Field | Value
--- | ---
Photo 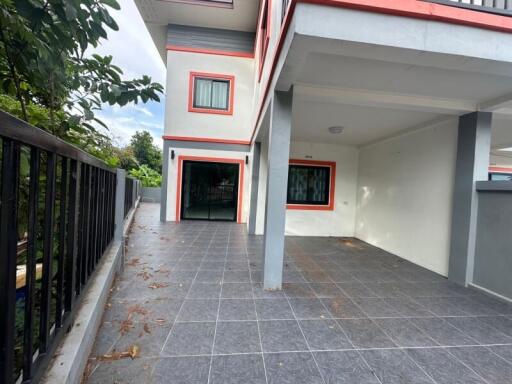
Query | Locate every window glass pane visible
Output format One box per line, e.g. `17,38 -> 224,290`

308,167 -> 328,203
288,166 -> 308,202
211,80 -> 229,110
194,78 -> 212,108
490,173 -> 512,181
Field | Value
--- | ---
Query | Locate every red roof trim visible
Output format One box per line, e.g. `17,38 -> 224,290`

163,135 -> 251,145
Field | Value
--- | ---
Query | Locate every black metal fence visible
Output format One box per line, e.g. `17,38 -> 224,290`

426,0 -> 512,15
0,111 -> 117,384
124,176 -> 139,218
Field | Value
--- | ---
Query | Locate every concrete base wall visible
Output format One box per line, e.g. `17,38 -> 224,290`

355,119 -> 459,276
142,187 -> 162,203
41,200 -> 140,384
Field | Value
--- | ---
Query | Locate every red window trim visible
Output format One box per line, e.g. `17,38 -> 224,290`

257,0 -> 272,82
286,159 -> 336,211
188,72 -> 235,115
163,135 -> 251,145
175,156 -> 245,223
489,166 -> 512,174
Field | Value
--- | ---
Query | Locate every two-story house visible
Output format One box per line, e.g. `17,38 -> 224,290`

135,0 -> 512,298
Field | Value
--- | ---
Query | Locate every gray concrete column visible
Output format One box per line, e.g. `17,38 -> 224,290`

160,141 -> 170,222
114,168 -> 126,242
448,112 -> 492,286
263,89 -> 293,290
248,142 -> 261,235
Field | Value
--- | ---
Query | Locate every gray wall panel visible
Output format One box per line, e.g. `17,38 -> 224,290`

168,24 -> 255,53
473,190 -> 512,300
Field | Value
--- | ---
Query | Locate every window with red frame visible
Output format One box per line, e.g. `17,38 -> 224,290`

188,72 -> 234,115
258,0 -> 271,81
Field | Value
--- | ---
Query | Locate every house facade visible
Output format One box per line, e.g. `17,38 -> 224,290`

135,0 -> 512,299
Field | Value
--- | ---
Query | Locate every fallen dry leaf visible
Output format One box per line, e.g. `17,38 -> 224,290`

119,319 -> 133,335
127,304 -> 149,319
143,323 -> 151,334
148,282 -> 169,289
125,258 -> 140,267
339,238 -> 364,250
137,271 -> 153,281
97,345 -> 140,361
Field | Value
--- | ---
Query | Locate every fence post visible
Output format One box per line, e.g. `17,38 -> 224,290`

0,139 -> 20,384
115,169 -> 126,243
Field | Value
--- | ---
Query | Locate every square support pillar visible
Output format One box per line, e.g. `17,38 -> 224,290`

114,169 -> 126,243
263,90 -> 293,290
248,142 -> 261,235
448,112 -> 492,286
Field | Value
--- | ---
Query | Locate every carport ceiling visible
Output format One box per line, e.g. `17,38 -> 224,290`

291,100 -> 444,147
295,53 -> 512,107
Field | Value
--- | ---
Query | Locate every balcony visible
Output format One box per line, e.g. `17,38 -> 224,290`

428,0 -> 512,15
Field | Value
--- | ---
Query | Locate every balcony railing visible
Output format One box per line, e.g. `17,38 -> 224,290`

0,111 -> 139,384
426,0 -> 512,15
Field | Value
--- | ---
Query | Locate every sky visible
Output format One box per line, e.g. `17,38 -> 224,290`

91,0 -> 166,148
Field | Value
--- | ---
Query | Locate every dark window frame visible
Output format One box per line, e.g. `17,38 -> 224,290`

286,164 -> 331,206
193,77 -> 231,111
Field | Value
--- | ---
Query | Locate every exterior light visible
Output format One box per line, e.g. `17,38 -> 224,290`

245,155 -> 249,165
328,126 -> 344,134
171,150 -> 175,160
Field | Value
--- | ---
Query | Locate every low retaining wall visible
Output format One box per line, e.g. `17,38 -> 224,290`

141,186 -> 161,203
41,199 -> 140,384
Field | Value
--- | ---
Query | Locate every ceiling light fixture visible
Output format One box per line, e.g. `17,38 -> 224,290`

328,126 -> 344,134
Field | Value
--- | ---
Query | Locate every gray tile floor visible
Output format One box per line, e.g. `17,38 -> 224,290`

85,203 -> 512,384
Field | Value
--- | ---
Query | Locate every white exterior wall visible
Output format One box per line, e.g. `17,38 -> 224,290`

254,141 -> 359,237
490,154 -> 512,167
164,148 -> 250,223
355,120 -> 459,276
165,50 -> 255,140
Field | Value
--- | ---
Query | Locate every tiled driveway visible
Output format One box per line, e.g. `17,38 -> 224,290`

85,203 -> 512,384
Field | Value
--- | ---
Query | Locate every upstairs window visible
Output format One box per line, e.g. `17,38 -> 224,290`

258,0 -> 271,81
189,72 -> 234,115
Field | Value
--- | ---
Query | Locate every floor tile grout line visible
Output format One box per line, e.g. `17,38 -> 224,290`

206,225 -> 228,384
153,342 -> 512,358
438,346 -> 493,384
246,231 -> 269,384
281,281 -> 329,384
314,280 -> 385,384
483,345 -> 512,366
397,288 -> 491,346
152,225 -> 213,382
345,280 -> 441,384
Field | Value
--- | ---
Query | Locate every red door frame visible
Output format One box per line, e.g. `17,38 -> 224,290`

176,155 -> 245,223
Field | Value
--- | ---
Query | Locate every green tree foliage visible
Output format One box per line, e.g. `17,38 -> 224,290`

129,164 -> 162,187
130,131 -> 162,172
0,0 -> 164,162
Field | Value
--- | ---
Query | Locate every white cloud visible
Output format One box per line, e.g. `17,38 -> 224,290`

96,111 -> 163,149
92,0 -> 166,85
89,0 -> 166,148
